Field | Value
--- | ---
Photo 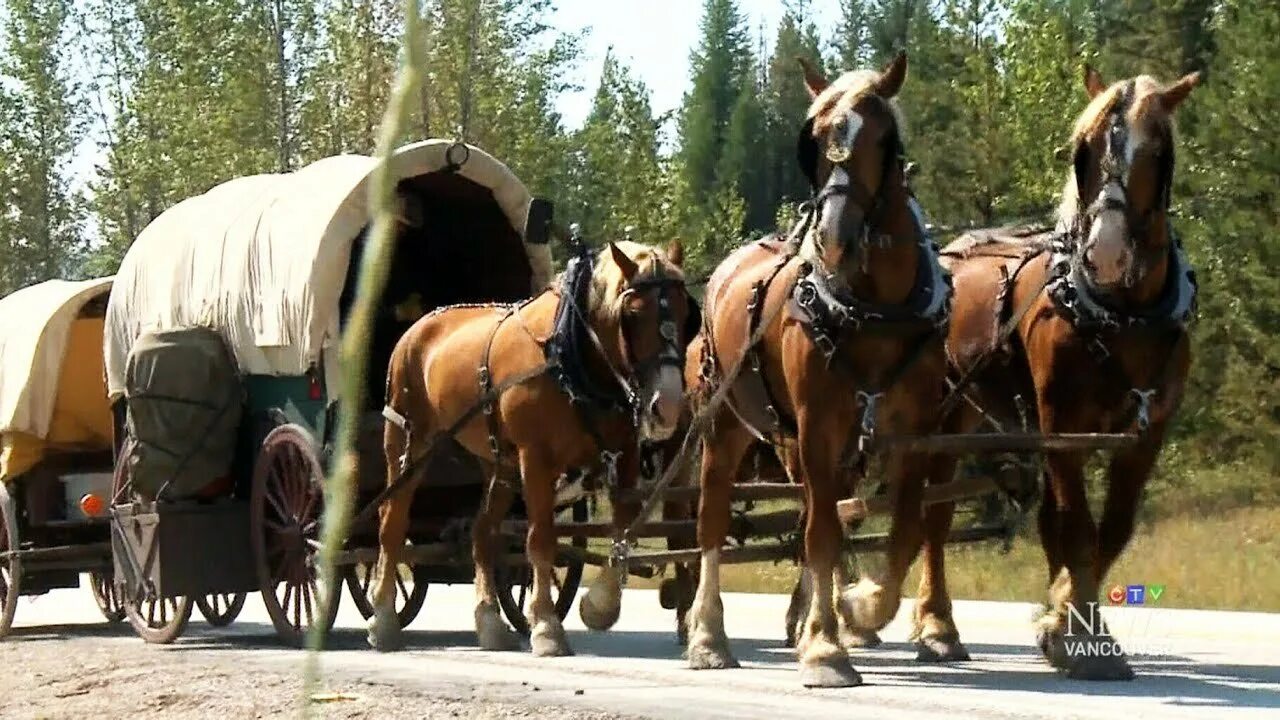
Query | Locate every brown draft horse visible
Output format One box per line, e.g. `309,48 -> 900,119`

918,66 -> 1200,679
368,240 -> 695,656
685,53 -> 954,687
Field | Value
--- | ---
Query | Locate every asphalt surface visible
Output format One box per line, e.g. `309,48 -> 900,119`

7,581 -> 1280,719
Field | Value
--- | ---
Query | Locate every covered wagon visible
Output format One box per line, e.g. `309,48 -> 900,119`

0,277 -> 121,636
104,139 -> 575,645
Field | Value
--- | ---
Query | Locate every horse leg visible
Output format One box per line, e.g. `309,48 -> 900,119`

912,453 -> 970,662
686,421 -> 752,670
1095,423 -> 1166,583
1038,470 -> 1064,586
519,448 -> 572,657
473,463 -> 521,651
367,472 -> 420,651
663,474 -> 698,646
795,414 -> 861,688
1035,450 -> 1133,680
580,450 -> 640,632
843,450 -> 925,634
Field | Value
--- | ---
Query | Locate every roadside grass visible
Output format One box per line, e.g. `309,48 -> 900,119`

589,503 -> 1280,613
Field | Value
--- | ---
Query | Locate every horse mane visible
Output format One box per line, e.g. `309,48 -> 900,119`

1056,75 -> 1176,225
579,240 -> 684,320
806,69 -> 907,136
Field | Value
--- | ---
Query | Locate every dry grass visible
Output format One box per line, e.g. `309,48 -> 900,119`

604,505 -> 1280,612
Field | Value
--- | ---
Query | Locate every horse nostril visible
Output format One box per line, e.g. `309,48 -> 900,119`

648,395 -> 661,416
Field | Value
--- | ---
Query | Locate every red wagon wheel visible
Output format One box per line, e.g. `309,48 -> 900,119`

196,592 -> 246,627
345,557 -> 429,629
251,424 -> 339,647
497,498 -> 588,636
89,572 -> 125,623
0,485 -> 21,638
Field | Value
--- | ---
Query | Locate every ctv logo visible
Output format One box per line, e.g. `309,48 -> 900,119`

1106,583 -> 1166,605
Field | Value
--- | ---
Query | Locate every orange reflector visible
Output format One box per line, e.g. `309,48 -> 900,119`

309,374 -> 323,401
80,493 -> 105,517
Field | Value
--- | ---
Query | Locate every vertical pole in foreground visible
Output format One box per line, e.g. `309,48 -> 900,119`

301,1 -> 427,714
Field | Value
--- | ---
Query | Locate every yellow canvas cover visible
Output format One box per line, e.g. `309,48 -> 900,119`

0,278 -> 114,482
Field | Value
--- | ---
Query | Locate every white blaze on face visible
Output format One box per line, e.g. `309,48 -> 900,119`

1086,183 -> 1131,286
816,109 -> 864,245
642,364 -> 683,441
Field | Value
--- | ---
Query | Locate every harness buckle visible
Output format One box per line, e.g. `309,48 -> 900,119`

814,333 -> 836,358
1129,388 -> 1158,432
599,450 -> 622,494
856,390 -> 884,439
609,538 -> 631,587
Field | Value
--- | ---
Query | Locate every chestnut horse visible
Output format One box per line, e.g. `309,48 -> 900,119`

685,53 -> 954,687
367,240 -> 696,656
918,66 -> 1200,679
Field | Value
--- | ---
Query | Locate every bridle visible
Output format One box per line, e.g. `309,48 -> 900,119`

797,96 -> 908,272
1072,80 -> 1176,291
617,276 -> 694,382
558,257 -> 695,426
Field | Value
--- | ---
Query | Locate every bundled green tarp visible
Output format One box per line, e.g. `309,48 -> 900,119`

124,328 -> 243,500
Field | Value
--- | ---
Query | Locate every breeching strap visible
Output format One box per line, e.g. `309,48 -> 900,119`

934,250 -> 1051,430
351,362 -> 549,529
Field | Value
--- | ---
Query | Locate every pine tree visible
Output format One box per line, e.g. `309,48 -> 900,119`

764,5 -> 824,223
1178,0 -> 1280,465
0,0 -> 85,291
677,0 -> 752,210
835,0 -> 872,69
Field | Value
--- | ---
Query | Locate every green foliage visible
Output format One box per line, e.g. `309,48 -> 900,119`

1,0 -> 1277,495
0,0 -> 84,292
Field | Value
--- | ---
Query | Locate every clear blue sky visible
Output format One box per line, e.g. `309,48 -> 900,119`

552,0 -> 843,130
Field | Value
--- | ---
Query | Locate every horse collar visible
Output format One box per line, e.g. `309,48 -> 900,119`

790,196 -> 953,359
1046,230 -> 1198,333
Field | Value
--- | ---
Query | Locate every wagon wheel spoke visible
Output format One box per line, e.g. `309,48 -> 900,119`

395,574 -> 409,602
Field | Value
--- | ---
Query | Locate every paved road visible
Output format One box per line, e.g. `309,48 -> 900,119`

8,583 -> 1280,719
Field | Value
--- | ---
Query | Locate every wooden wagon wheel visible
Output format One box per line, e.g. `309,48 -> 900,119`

195,592 -> 247,627
0,484 -> 21,638
497,498 -> 588,636
250,424 -> 339,647
124,595 -> 194,643
111,450 -> 194,644
89,572 -> 125,623
345,557 -> 429,629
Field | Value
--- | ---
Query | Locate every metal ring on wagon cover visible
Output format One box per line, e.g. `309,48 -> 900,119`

445,142 -> 471,173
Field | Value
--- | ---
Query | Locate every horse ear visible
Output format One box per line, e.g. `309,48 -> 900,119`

1160,71 -> 1201,112
608,242 -> 639,280
797,56 -> 828,99
1084,64 -> 1106,99
875,52 -> 907,98
667,239 -> 685,268
796,116 -> 820,189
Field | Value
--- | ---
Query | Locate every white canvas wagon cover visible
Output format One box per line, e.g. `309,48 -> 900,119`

104,139 -> 552,401
0,277 -> 115,482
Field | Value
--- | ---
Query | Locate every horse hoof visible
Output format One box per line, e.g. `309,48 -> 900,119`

842,580 -> 895,630
366,623 -> 404,653
530,621 -> 573,658
799,657 -> 862,688
686,637 -> 739,670
1035,627 -> 1072,670
476,612 -> 522,652
579,596 -> 621,632
1065,644 -> 1135,681
916,636 -> 970,662
841,628 -> 883,650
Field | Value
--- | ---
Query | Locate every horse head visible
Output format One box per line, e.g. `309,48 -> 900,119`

795,53 -> 912,289
589,239 -> 696,441
1060,65 -> 1199,297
